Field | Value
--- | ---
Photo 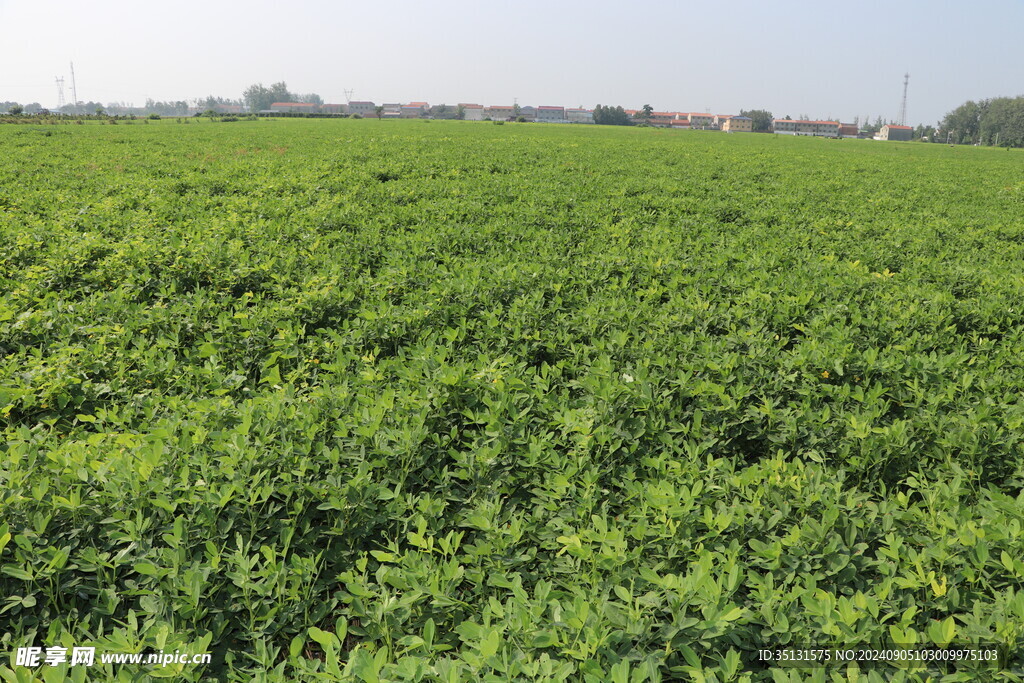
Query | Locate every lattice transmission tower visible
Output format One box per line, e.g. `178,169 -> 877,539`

56,77 -> 66,110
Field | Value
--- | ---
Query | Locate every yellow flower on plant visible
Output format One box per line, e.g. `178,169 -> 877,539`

822,370 -> 830,379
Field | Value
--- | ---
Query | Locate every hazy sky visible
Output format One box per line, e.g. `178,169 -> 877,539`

2,0 -> 1021,125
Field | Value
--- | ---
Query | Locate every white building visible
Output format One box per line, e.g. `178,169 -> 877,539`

459,104 -> 484,120
565,108 -> 593,124
688,113 -> 715,129
347,101 -> 376,117
484,105 -> 515,120
536,106 -> 567,123
772,119 -> 840,137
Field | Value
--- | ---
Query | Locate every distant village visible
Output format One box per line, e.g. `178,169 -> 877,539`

1,95 -> 915,141
261,101 -> 915,140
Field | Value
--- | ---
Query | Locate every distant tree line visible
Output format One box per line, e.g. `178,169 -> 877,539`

939,96 -> 1024,147
5,81 -> 320,118
142,100 -> 192,116
3,98 -> 249,118
4,100 -> 107,116
3,101 -> 43,115
592,105 -> 633,126
242,82 -> 322,113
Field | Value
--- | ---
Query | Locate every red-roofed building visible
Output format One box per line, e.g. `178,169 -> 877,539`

878,124 -> 913,141
401,103 -> 427,118
839,122 -> 859,137
484,105 -> 515,120
647,112 -> 679,126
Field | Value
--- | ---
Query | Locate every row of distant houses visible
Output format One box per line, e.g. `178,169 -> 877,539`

265,101 -> 597,123
263,101 -> 914,139
268,101 -> 738,127
772,119 -> 913,140
634,113 -> 912,139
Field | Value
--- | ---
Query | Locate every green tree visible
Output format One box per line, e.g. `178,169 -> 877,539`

8,104 -> 23,115
243,84 -> 271,112
913,124 -> 936,142
739,109 -> 773,133
940,100 -> 985,144
860,117 -> 884,136
636,104 -> 654,122
268,82 -> 291,104
374,105 -> 384,120
243,82 -> 316,112
593,104 -> 632,126
976,96 -> 1024,147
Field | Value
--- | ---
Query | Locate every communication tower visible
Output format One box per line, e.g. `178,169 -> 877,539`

898,72 -> 909,127
70,62 -> 79,114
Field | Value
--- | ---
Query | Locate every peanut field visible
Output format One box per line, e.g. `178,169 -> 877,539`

1,118 -> 1023,681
